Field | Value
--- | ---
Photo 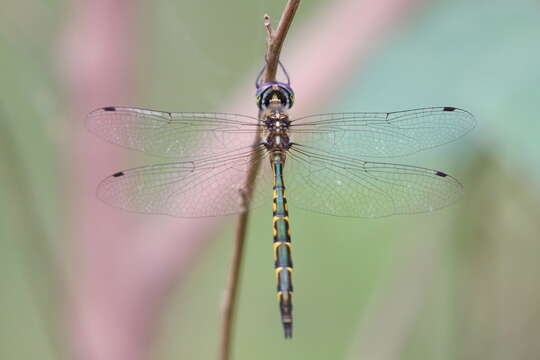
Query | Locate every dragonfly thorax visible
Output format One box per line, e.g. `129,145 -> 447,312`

263,107 -> 292,152
265,132 -> 291,152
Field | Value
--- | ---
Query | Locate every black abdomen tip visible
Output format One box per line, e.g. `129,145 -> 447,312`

112,171 -> 125,177
103,106 -> 116,111
443,106 -> 456,112
283,323 -> 292,339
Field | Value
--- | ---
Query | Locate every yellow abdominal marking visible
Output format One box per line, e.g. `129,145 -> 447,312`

273,242 -> 292,252
275,267 -> 283,280
275,266 -> 293,280
274,266 -> 293,280
273,242 -> 292,261
273,216 -> 289,223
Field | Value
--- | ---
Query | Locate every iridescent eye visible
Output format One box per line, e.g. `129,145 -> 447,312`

256,82 -> 295,110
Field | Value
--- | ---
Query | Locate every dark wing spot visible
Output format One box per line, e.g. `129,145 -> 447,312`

112,171 -> 125,177
103,106 -> 116,111
435,171 -> 448,177
443,106 -> 456,112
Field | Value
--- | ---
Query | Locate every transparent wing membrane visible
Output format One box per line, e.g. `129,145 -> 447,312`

90,105 -> 470,218
284,146 -> 463,218
290,107 -> 475,158
97,146 -> 273,217
86,106 -> 262,159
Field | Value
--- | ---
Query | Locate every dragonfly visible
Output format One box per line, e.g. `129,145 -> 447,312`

87,63 -> 475,339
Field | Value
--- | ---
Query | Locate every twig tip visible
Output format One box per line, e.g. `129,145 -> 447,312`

264,14 -> 273,37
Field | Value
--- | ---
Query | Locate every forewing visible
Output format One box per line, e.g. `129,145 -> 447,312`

290,107 -> 475,158
284,146 -> 463,218
87,106 -> 261,159
97,147 -> 273,217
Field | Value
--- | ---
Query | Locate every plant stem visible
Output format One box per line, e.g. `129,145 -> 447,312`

219,1 -> 300,359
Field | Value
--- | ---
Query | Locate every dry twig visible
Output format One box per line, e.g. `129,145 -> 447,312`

219,1 -> 300,359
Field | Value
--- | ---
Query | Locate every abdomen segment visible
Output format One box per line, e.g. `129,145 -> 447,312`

272,153 -> 293,338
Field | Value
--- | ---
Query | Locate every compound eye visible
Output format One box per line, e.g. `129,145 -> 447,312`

256,82 -> 294,110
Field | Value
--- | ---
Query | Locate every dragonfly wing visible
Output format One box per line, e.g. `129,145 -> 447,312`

97,147 -> 273,217
284,146 -> 463,218
87,106 -> 262,158
290,107 -> 475,158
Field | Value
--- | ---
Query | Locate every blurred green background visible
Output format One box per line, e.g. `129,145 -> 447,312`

1,0 -> 540,359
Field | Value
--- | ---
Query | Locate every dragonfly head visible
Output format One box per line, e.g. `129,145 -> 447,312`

256,82 -> 295,110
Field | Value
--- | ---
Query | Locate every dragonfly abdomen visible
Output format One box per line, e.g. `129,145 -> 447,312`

272,151 -> 293,338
